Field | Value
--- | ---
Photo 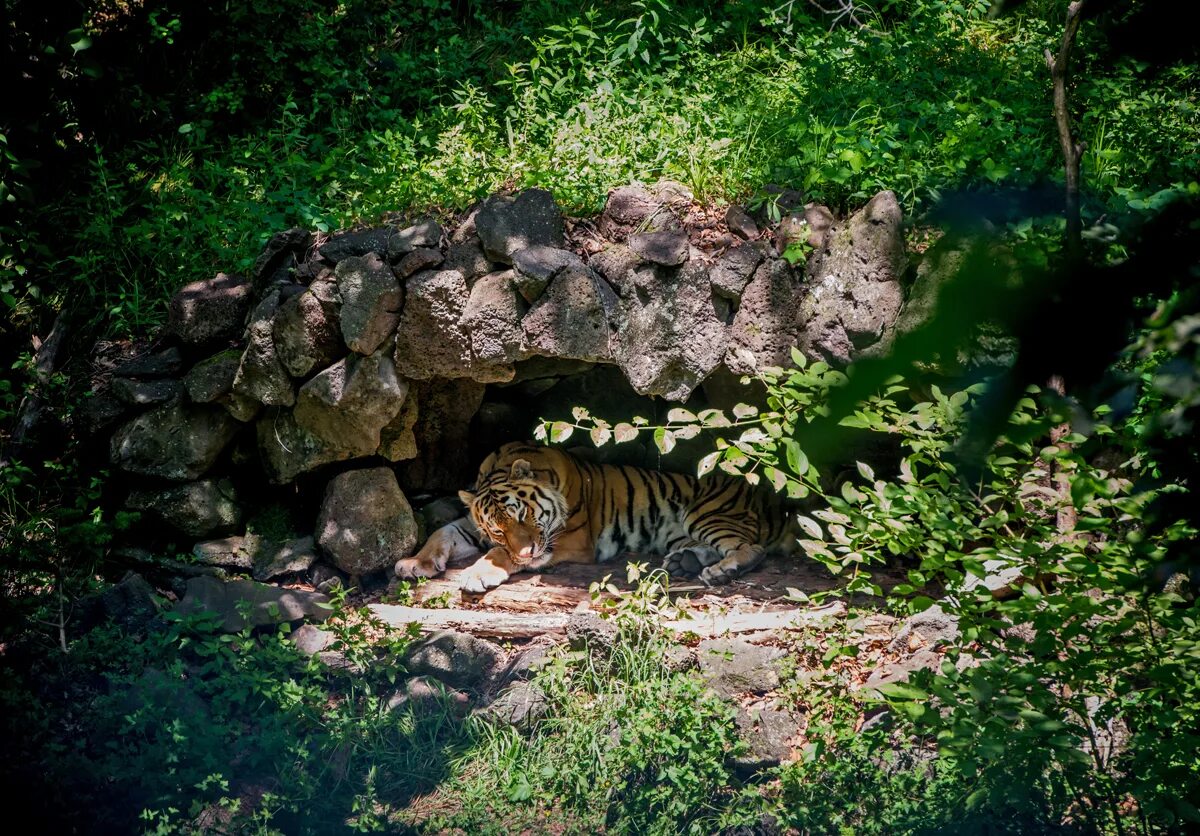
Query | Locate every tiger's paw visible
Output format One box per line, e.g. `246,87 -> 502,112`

458,558 -> 511,593
394,555 -> 444,580
663,545 -> 722,576
699,562 -> 738,586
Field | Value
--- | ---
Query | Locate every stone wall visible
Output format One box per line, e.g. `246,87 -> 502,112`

89,181 -> 911,584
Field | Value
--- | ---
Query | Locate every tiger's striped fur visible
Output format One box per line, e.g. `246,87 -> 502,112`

395,442 -> 800,592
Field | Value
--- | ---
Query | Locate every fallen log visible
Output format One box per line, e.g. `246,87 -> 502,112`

369,600 -> 846,639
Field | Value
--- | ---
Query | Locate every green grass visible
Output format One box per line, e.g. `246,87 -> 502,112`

6,0 -> 1195,335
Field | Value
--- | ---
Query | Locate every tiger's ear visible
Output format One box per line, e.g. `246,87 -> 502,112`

458,490 -> 476,507
510,459 -> 534,481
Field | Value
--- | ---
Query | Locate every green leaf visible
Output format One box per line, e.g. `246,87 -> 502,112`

877,681 -> 926,701
654,427 -> 676,454
697,451 -> 719,477
667,408 -> 697,423
549,421 -> 574,443
589,425 -> 612,447
732,403 -> 758,420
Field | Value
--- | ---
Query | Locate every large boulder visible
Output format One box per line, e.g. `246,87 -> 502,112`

401,378 -> 485,490
231,289 -> 295,407
522,265 -> 619,363
725,256 -> 805,375
696,638 -> 786,697
272,277 -> 343,378
800,190 -> 906,365
461,270 -> 530,378
127,479 -> 243,538
168,272 -> 253,347
336,253 -> 403,355
257,409 -> 358,484
315,467 -> 419,576
627,230 -> 689,266
392,269 -> 473,380
474,189 -> 564,264
110,402 -> 238,481
111,377 -> 181,407
613,255 -> 729,400
294,346 -> 408,455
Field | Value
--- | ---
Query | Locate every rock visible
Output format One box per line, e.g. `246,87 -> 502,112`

443,236 -> 494,284
710,243 -> 767,303
665,644 -> 697,673
310,563 -> 345,594
392,269 -> 473,380
419,496 -> 467,533
193,535 -> 259,571
588,243 -> 643,290
800,191 -> 906,365
598,181 -> 691,239
725,256 -> 804,375
72,572 -> 163,634
127,479 -> 242,538
697,638 -> 785,697
336,253 -> 403,355
232,290 -> 295,407
401,379 -> 485,491
803,204 -> 835,250
776,213 -> 809,255
176,576 -> 331,633
478,681 -> 548,729
627,230 -> 689,266
734,704 -> 801,772
318,227 -> 394,263
79,389 -> 130,435
220,391 -> 262,423
257,409 -> 359,483
387,220 -> 443,259
888,604 -> 961,654
378,390 -> 419,462
272,278 -> 343,377
403,630 -> 505,690
461,270 -> 530,378
316,467 -> 419,576
254,536 -> 321,581
475,189 -> 564,264
864,649 -> 943,689
110,401 -> 238,481
168,273 -> 253,346
252,228 -> 311,289
387,676 -> 472,716
184,350 -> 241,403
725,205 -> 759,240
497,636 -> 558,685
290,623 -> 335,656
566,612 -> 618,654
113,347 -> 184,379
510,245 -> 584,303
294,346 -> 408,454
111,377 -> 181,406
613,256 -> 728,400
522,265 -> 619,362
394,246 -> 444,278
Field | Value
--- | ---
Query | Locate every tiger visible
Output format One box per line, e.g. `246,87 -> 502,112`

394,441 -> 800,593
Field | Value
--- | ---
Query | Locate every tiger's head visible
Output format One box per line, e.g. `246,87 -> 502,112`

459,457 -> 568,565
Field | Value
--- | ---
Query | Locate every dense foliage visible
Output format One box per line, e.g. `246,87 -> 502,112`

2,0 -> 1199,833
